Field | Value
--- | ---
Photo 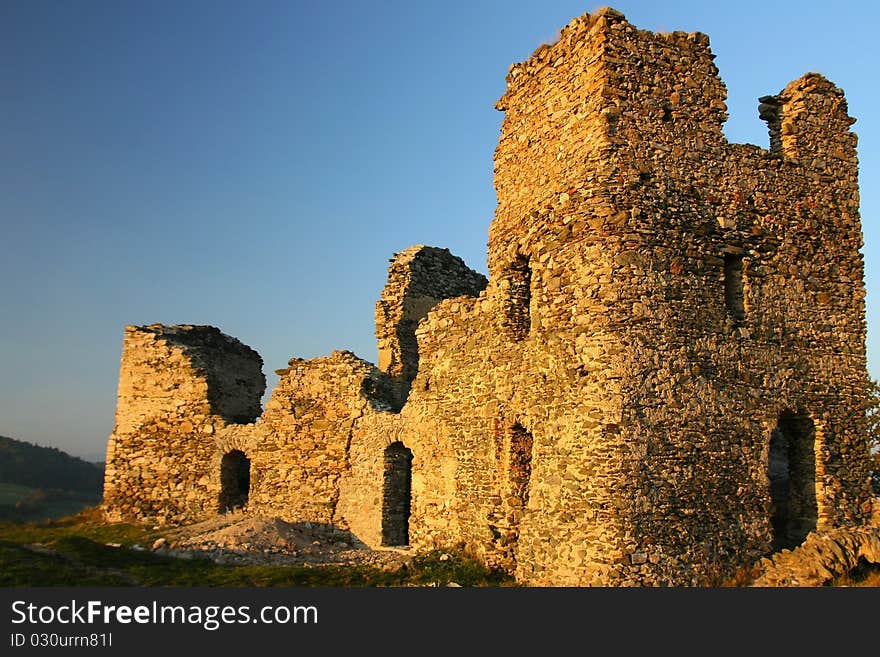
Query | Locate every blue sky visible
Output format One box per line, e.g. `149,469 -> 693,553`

2,0 -> 878,461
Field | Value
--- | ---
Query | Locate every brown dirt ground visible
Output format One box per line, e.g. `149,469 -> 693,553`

151,512 -> 414,571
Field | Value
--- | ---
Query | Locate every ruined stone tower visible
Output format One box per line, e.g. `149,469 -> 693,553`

103,325 -> 265,522
103,7 -> 874,585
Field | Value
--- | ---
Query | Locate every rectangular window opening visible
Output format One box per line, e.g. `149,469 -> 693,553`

723,253 -> 745,321
504,254 -> 532,341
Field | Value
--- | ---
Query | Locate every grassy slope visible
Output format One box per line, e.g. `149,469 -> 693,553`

0,484 -> 101,522
0,483 -> 35,505
0,435 -> 103,492
1,507 -> 875,587
0,508 -> 514,587
0,436 -> 104,521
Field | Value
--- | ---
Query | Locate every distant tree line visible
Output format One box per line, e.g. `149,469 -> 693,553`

0,488 -> 101,522
0,436 -> 103,494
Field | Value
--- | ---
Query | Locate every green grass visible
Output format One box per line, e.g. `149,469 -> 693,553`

0,482 -> 36,505
0,507 -> 154,547
36,497 -> 102,520
3,508 -> 877,587
0,508 -> 514,587
0,484 -> 102,522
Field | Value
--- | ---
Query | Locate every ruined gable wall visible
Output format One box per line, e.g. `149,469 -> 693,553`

337,248 -> 488,547
250,246 -> 489,545
401,263 -> 632,583
103,325 -> 265,524
375,245 -> 487,407
252,351 -> 395,527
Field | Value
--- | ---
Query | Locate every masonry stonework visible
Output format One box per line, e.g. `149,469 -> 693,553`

103,324 -> 265,523
103,7 -> 876,585
375,245 -> 488,407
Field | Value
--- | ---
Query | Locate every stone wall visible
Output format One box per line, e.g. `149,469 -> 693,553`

103,325 -> 265,523
468,5 -> 869,586
102,249 -> 489,540
748,526 -> 880,586
103,7 -> 874,586
251,350 -> 394,525
375,245 -> 487,407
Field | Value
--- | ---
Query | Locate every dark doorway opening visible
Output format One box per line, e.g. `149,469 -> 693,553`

218,450 -> 250,513
768,414 -> 817,551
382,442 -> 413,546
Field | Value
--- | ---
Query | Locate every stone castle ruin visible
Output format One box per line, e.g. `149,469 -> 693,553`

103,7 -> 877,585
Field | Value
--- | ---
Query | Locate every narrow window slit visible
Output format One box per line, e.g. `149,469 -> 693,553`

504,254 -> 532,341
723,253 -> 745,321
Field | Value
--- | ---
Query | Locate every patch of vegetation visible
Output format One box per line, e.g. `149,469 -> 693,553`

0,488 -> 102,523
0,435 -> 104,521
0,482 -> 36,506
405,548 -> 514,587
0,507 -> 154,547
0,435 -> 103,493
0,509 -> 514,587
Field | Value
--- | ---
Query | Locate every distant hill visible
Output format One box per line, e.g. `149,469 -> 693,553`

0,436 -> 103,522
0,436 -> 103,493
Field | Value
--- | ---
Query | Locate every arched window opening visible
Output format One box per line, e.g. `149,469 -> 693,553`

768,414 -> 817,551
218,450 -> 250,513
382,441 -> 413,546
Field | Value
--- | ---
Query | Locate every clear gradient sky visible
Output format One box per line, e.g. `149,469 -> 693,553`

2,0 -> 879,462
